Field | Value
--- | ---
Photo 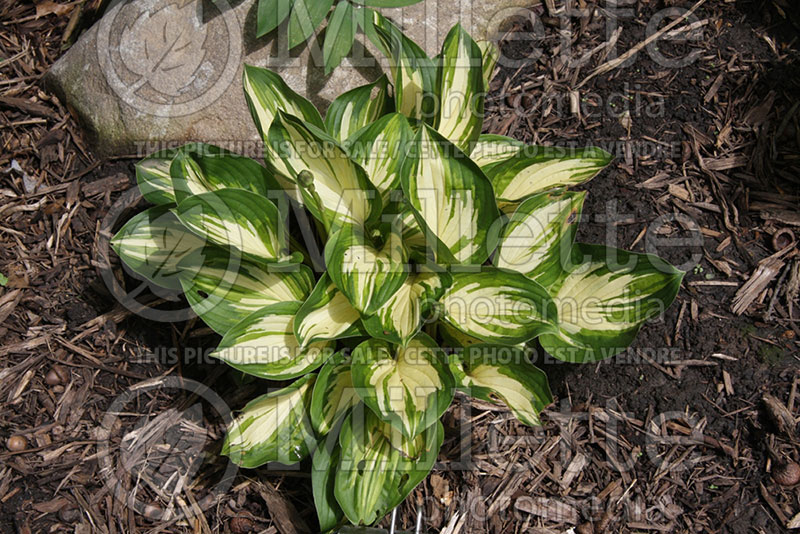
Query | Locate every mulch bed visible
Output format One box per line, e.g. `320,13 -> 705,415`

0,0 -> 798,533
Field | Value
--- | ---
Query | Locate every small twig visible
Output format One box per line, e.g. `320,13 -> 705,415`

663,359 -> 717,367
764,263 -> 790,321
760,482 -> 788,524
578,0 -> 709,88
636,349 -> 676,379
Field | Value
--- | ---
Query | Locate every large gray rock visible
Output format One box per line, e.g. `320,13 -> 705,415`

46,0 -> 532,156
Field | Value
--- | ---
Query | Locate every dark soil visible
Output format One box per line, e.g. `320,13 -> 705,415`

478,0 -> 800,531
0,0 -> 798,533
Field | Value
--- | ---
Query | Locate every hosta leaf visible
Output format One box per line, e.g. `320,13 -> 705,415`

438,320 -> 483,349
244,64 -> 325,136
346,113 -> 412,204
494,189 -> 585,288
399,208 -> 429,261
268,111 -> 380,230
295,273 -> 366,348
435,24 -> 485,153
243,64 -> 324,202
168,144 -> 281,205
257,0 -> 293,37
111,205 -> 205,290
402,124 -> 500,264
440,268 -> 558,344
362,270 -> 452,346
223,374 -> 316,468
323,1 -> 356,74
450,344 -> 552,426
325,75 -> 392,143
350,334 -> 454,438
334,407 -> 443,525
477,40 -> 499,87
136,148 -> 177,205
485,146 -> 612,203
212,302 -> 334,380
539,244 -> 684,363
469,134 -> 524,167
371,12 -> 436,121
175,188 -> 292,265
180,250 -> 314,334
244,64 -> 325,137
310,352 -> 360,435
312,434 -> 345,532
324,222 -> 408,316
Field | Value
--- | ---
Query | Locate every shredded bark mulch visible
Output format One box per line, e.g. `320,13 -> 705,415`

0,0 -> 798,533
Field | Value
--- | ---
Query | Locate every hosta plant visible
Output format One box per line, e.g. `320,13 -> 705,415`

112,12 -> 683,530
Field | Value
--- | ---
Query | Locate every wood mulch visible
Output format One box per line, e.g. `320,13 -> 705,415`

0,0 -> 798,533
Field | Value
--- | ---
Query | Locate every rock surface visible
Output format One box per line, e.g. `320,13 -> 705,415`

45,0 -> 532,156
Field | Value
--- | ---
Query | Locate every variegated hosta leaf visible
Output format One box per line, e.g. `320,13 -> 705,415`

439,322 -> 530,352
334,407 -> 443,525
180,250 -> 314,334
376,418 -> 430,458
350,334 -> 454,438
440,268 -> 558,345
243,64 -> 325,202
111,205 -> 205,290
294,273 -> 366,349
324,222 -> 408,316
325,75 -> 393,143
438,320 -> 483,349
477,40 -> 499,87
539,243 -> 684,363
168,144 -> 282,205
362,270 -> 452,346
346,113 -> 413,204
485,146 -> 613,203
243,64 -> 325,139
449,344 -> 553,426
223,374 -> 317,468
402,124 -> 500,265
435,24 -> 485,153
268,111 -> 380,230
211,302 -> 334,380
310,352 -> 360,435
397,207 -> 429,261
469,134 -> 524,168
136,148 -> 177,205
312,433 -> 345,532
494,189 -> 586,288
175,188 -> 293,265
371,11 -> 436,121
